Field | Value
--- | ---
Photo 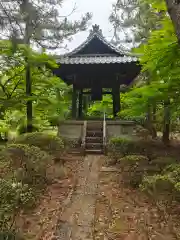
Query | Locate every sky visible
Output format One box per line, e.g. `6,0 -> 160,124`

57,0 -> 116,54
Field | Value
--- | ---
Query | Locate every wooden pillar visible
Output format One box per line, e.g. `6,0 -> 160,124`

112,86 -> 120,118
83,95 -> 87,113
72,85 -> 77,119
78,90 -> 83,119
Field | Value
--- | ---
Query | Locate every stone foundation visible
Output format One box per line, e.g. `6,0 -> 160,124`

58,120 -> 136,143
106,120 -> 135,139
58,121 -> 84,143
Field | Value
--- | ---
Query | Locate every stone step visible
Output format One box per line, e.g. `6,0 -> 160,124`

85,149 -> 103,155
86,131 -> 103,137
86,142 -> 103,150
87,126 -> 103,131
86,136 -> 103,143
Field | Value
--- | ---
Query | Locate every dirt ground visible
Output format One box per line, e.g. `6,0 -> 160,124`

94,162 -> 180,240
15,153 -> 83,240
15,154 -> 180,240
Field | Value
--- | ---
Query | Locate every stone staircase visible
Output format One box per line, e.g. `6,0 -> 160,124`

85,121 -> 103,154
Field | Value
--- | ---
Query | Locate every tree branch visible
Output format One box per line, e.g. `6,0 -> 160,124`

165,0 -> 180,42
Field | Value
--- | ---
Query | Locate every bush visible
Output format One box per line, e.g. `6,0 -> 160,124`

134,125 -> 151,140
62,137 -> 80,149
17,124 -> 39,135
150,157 -> 177,173
140,174 -> 174,197
0,144 -> 53,236
163,163 -> 180,174
107,148 -> 122,165
141,164 -> 180,202
13,132 -> 64,159
108,137 -> 180,160
0,151 -> 12,179
2,144 -> 52,189
0,179 -> 35,237
108,137 -> 143,157
119,155 -> 149,187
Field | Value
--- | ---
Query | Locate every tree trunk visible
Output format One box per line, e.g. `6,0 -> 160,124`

152,102 -> 157,138
145,102 -> 157,139
165,0 -> 180,42
26,63 -> 33,132
162,100 -> 170,145
24,0 -> 33,133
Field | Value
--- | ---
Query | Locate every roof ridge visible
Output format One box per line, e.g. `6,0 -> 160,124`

56,55 -> 138,64
63,24 -> 132,57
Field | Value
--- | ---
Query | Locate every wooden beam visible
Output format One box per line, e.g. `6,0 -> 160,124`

112,86 -> 120,118
78,90 -> 83,119
72,85 -> 77,119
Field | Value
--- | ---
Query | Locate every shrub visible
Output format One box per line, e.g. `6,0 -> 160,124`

0,179 -> 35,237
17,124 -> 39,135
0,144 -> 53,236
108,137 -> 143,157
0,151 -> 12,179
62,137 -> 80,149
134,125 -> 151,140
141,164 -> 180,202
119,155 -> 149,187
108,137 -> 180,160
163,163 -> 180,174
149,157 -> 177,174
2,144 -> 52,189
13,132 -> 64,159
140,174 -> 174,197
107,148 -> 122,165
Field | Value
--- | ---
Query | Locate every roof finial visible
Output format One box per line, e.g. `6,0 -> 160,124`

90,24 -> 102,35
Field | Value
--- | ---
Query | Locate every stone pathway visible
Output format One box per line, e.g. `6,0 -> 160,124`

56,155 -> 102,240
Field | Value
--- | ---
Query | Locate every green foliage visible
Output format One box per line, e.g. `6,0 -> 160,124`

4,144 -> 52,188
48,115 -> 60,127
109,137 -> 143,156
119,155 -> 149,187
13,132 -> 64,159
0,142 -> 57,236
0,179 -> 36,237
150,157 -> 177,173
17,124 -> 39,135
141,162 -> 180,202
0,40 -> 72,137
140,174 -> 175,197
110,0 -> 165,44
108,1 -> 180,143
62,137 -> 80,149
163,163 -> 180,174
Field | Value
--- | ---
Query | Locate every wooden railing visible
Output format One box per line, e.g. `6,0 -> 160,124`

81,120 -> 87,155
103,112 -> 107,155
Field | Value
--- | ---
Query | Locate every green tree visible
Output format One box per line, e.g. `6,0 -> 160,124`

0,0 -> 92,132
0,41 -> 71,138
120,3 -> 180,144
109,0 -> 165,45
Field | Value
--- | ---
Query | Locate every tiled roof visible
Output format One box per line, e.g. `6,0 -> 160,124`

55,25 -> 139,65
64,25 -> 127,57
57,56 -> 138,64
